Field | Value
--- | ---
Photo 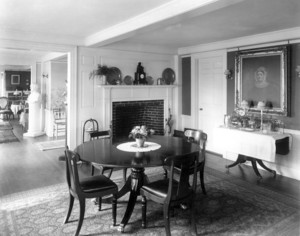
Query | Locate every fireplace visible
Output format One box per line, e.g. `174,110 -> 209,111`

112,100 -> 164,139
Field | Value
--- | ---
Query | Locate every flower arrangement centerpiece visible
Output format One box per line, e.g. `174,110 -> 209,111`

129,126 -> 153,147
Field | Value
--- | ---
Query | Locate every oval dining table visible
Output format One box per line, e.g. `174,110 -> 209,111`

75,135 -> 200,232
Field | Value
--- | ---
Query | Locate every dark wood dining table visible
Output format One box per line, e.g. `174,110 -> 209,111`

75,135 -> 200,232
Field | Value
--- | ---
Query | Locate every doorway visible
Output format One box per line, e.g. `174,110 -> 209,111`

193,50 -> 227,152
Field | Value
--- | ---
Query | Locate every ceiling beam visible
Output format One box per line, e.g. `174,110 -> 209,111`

85,0 -> 244,47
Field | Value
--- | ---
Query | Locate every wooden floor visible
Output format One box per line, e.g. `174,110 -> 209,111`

0,119 -> 299,202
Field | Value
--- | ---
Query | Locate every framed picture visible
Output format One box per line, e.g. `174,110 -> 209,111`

235,45 -> 290,116
11,75 -> 20,85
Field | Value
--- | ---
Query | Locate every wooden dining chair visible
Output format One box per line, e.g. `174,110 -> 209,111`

140,152 -> 199,236
163,129 -> 185,177
63,147 -> 118,236
165,128 -> 207,195
183,128 -> 207,195
0,97 -> 14,120
83,118 -> 127,183
89,130 -> 114,178
52,108 -> 66,138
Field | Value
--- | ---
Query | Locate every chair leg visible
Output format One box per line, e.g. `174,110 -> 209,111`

63,193 -> 74,224
112,195 -> 117,226
106,168 -> 113,179
99,166 -> 105,175
199,163 -> 206,195
123,168 -> 127,182
163,167 -> 168,179
98,197 -> 102,211
141,196 -> 147,228
163,203 -> 171,236
91,165 -> 95,176
190,196 -> 197,235
75,199 -> 85,236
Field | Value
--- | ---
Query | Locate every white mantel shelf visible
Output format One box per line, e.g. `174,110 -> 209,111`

97,85 -> 177,88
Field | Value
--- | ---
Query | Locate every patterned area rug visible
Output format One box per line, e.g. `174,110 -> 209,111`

35,139 -> 65,151
0,168 -> 299,236
0,122 -> 19,144
0,121 -> 13,130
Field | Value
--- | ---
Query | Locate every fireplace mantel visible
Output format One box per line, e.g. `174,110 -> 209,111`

99,85 -> 176,131
97,85 -> 176,89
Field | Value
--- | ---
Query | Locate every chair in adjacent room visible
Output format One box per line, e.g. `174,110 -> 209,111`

52,108 -> 66,138
140,152 -> 199,236
63,148 -> 118,236
0,97 -> 14,120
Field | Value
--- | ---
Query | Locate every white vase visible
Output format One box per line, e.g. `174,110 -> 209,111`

135,138 -> 145,147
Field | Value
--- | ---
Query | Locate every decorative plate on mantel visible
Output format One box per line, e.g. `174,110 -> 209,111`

124,75 -> 133,85
106,67 -> 122,85
146,76 -> 154,85
162,68 -> 175,85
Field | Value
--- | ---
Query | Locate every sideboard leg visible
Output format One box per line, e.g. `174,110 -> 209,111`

225,155 -> 247,169
257,160 -> 276,177
250,160 -> 262,179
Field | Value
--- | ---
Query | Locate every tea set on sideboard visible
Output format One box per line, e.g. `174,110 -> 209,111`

224,100 -> 285,134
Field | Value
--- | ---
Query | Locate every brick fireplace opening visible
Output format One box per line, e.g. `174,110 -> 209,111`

112,100 -> 164,139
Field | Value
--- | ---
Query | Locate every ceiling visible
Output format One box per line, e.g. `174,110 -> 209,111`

0,0 -> 300,60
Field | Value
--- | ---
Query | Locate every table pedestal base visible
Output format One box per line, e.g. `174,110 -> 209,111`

116,167 -> 149,233
226,155 -> 276,179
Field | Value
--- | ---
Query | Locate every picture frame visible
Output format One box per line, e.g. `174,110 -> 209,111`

235,45 -> 290,116
11,75 -> 20,85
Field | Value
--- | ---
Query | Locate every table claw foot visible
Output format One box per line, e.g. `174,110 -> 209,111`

257,175 -> 263,180
117,224 -> 125,233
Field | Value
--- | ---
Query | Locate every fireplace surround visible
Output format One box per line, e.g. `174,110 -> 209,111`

100,85 -> 175,139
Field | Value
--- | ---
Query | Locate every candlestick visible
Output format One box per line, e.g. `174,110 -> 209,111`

260,109 -> 263,131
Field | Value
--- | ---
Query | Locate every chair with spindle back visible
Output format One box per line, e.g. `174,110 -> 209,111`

52,108 -> 66,138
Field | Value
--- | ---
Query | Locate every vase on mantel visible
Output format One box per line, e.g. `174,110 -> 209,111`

135,138 -> 145,148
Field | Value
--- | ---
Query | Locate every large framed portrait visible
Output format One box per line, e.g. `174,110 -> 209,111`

11,75 -> 20,85
235,45 -> 290,116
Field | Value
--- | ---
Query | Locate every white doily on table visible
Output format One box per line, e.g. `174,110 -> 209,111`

117,142 -> 161,152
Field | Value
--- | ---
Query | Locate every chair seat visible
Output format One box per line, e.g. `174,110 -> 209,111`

141,179 -> 192,200
174,160 -> 205,173
0,109 -> 12,114
54,120 -> 66,125
64,148 -> 118,236
80,175 -> 118,193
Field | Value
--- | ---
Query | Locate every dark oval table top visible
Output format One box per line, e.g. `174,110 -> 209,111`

75,135 -> 200,168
